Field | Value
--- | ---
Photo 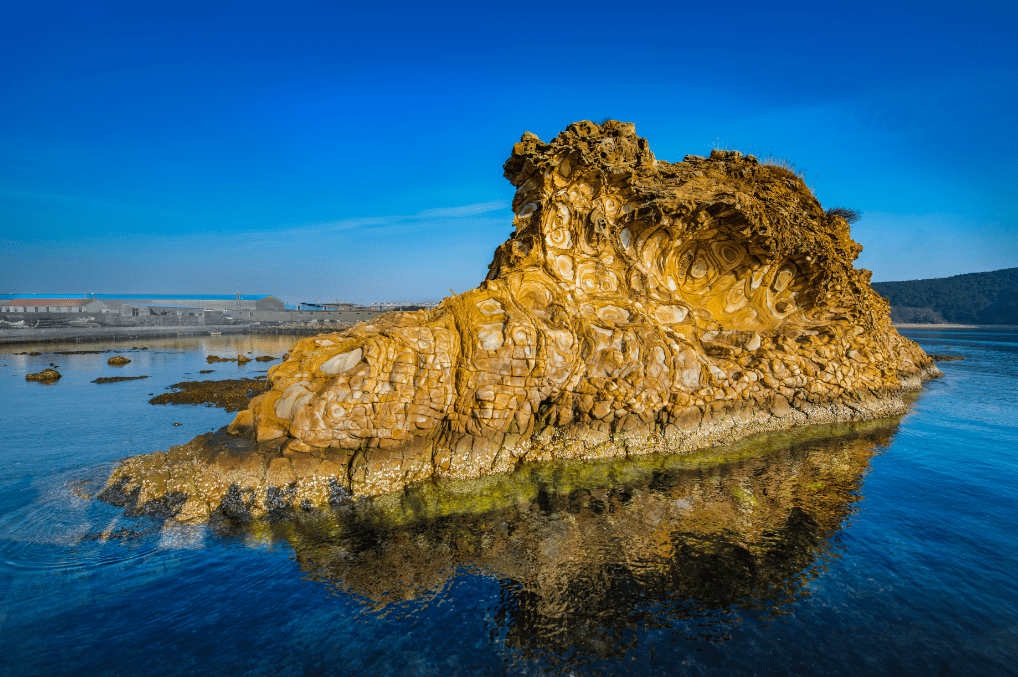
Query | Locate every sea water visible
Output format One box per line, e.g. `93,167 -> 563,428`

0,330 -> 1015,676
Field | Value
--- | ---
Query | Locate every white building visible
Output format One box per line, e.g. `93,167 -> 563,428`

120,302 -> 205,318
1,298 -> 112,313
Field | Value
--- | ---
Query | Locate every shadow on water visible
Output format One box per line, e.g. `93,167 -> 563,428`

211,417 -> 900,672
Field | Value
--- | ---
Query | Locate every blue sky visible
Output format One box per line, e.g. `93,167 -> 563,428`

1,1 -> 1015,304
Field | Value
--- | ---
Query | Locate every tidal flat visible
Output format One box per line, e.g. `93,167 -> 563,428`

0,331 -> 1016,675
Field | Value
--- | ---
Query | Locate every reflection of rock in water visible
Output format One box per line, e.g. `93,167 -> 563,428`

220,419 -> 895,665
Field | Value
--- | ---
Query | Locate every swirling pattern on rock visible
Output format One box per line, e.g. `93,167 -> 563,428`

101,120 -> 940,519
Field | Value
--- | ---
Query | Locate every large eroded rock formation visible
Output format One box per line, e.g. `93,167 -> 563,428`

101,120 -> 939,520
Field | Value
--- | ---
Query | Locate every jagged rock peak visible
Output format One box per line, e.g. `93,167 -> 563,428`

490,119 -> 868,328
504,120 -> 656,186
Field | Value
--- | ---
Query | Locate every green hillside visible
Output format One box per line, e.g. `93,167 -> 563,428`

872,267 -> 1018,325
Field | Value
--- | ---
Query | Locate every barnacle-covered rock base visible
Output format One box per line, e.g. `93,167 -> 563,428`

101,120 -> 939,521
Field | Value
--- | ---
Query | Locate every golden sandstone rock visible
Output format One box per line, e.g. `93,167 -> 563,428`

101,120 -> 940,520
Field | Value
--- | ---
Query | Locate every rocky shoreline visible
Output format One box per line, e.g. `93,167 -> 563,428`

98,120 -> 942,521
893,323 -> 1018,330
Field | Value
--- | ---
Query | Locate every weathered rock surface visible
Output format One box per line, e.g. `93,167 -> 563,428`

107,356 -> 131,365
102,120 -> 940,520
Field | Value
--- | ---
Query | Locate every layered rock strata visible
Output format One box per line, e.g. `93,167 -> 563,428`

101,120 -> 939,520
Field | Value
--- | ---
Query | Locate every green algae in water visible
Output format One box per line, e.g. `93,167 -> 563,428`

354,415 -> 902,529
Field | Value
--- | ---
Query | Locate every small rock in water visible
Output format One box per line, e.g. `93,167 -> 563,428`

26,369 -> 61,382
206,355 -> 252,364
108,356 -> 131,366
93,376 -> 150,384
930,354 -> 964,362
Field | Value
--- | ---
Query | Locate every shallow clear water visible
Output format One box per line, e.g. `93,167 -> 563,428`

1,331 -> 1015,676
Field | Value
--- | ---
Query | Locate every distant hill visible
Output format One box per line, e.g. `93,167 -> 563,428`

872,267 -> 1018,325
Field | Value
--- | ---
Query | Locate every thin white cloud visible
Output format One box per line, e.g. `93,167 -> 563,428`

310,199 -> 510,234
0,196 -> 514,300
415,200 -> 509,219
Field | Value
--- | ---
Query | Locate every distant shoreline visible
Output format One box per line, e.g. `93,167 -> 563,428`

3,321 -> 1013,345
0,323 -> 337,345
894,323 -> 1018,330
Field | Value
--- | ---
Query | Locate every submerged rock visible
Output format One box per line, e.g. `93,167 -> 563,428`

93,375 -> 149,384
148,378 -> 271,412
26,368 -> 61,382
206,354 -> 252,364
930,354 -> 964,362
102,120 -> 940,519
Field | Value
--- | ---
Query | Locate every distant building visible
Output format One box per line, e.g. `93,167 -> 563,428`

1,294 -> 287,313
120,302 -> 206,319
1,298 -> 112,313
102,295 -> 285,312
297,301 -> 371,311
368,301 -> 440,311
